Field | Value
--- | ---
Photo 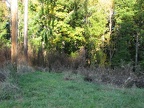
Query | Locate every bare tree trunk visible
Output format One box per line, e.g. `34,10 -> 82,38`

24,0 -> 28,64
11,0 -> 18,67
109,9 -> 113,65
135,33 -> 139,71
109,9 -> 113,35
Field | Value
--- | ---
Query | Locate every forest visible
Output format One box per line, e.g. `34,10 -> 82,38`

1,0 -> 144,70
0,0 -> 144,107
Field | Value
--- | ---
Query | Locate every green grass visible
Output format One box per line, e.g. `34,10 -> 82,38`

0,72 -> 144,108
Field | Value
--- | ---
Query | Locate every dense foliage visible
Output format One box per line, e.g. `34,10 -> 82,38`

1,0 -> 144,71
0,1 -> 10,49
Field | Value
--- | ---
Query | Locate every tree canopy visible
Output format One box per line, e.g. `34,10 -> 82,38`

0,0 -> 144,72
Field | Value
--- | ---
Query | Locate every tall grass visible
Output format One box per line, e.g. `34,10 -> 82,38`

0,64 -> 20,101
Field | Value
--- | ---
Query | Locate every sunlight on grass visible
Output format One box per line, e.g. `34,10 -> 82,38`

0,72 -> 144,108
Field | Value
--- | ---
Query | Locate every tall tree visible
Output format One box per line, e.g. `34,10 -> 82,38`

134,0 -> 144,71
24,0 -> 28,64
11,0 -> 18,66
111,0 -> 136,66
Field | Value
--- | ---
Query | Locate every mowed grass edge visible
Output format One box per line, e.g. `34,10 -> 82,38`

0,71 -> 144,108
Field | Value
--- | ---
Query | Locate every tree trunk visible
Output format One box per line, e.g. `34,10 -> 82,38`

11,0 -> 18,67
135,33 -> 139,71
109,9 -> 113,65
24,0 -> 28,64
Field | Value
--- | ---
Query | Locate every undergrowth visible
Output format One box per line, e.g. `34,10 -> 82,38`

0,64 -> 21,101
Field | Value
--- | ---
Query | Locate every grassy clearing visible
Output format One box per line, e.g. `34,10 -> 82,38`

0,72 -> 144,108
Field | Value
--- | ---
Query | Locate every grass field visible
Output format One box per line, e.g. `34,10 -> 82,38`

0,72 -> 144,108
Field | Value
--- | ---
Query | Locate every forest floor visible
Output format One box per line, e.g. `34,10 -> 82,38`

0,71 -> 144,108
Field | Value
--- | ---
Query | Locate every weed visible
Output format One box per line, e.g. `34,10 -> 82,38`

0,63 -> 21,101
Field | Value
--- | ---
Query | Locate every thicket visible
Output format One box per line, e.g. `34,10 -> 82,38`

0,1 -> 11,65
0,0 -> 144,74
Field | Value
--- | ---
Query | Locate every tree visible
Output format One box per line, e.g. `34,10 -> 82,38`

11,0 -> 18,66
134,0 -> 144,71
7,0 -> 144,72
24,0 -> 28,64
84,0 -> 109,67
110,0 -> 136,67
